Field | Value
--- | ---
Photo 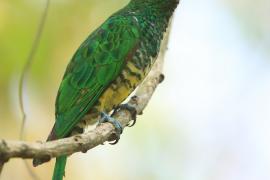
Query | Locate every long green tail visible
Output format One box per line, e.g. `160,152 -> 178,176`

52,155 -> 67,180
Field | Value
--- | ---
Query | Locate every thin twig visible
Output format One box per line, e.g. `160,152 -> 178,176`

18,0 -> 50,179
19,0 -> 50,140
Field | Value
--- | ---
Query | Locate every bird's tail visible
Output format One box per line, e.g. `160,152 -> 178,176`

33,125 -> 67,180
52,155 -> 67,180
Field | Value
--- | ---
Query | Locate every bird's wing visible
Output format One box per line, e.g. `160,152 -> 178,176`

53,17 -> 140,138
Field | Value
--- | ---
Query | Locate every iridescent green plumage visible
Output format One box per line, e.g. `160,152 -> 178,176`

33,0 -> 179,179
54,16 -> 140,138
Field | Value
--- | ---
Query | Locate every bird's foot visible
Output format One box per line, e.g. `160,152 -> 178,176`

99,112 -> 123,145
112,103 -> 137,127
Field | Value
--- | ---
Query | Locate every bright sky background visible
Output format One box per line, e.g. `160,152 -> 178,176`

160,0 -> 270,179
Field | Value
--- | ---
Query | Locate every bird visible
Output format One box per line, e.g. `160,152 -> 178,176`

33,0 -> 179,179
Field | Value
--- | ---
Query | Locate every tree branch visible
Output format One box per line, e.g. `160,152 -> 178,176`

0,56 -> 164,164
0,22 -> 173,173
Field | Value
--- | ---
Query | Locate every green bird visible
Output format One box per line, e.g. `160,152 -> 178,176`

33,0 -> 179,179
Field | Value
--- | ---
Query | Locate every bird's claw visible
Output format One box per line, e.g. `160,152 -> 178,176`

99,112 -> 123,145
113,104 -> 137,127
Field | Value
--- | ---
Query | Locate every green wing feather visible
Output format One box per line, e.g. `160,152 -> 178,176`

54,16 -> 140,138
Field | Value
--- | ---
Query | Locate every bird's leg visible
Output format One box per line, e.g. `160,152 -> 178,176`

98,112 -> 123,145
112,104 -> 137,127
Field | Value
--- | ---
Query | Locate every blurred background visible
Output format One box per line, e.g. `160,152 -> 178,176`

0,0 -> 270,179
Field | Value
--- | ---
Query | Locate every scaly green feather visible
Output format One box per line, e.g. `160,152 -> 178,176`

54,16 -> 140,138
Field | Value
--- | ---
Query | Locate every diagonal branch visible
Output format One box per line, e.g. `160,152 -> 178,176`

0,22 -> 173,173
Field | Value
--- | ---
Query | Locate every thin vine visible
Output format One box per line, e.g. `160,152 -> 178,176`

18,0 -> 50,179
